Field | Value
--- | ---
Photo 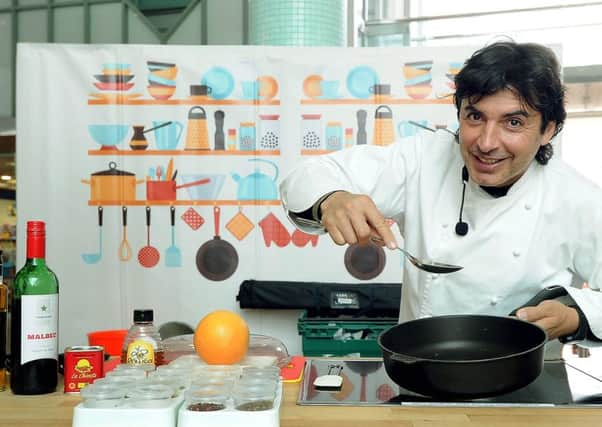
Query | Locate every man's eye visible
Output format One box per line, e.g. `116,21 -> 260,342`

466,112 -> 481,121
508,118 -> 523,128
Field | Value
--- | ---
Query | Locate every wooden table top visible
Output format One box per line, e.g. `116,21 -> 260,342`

2,377 -> 602,427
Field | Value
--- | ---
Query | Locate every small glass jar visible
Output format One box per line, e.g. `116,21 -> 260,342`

168,354 -> 205,370
241,366 -> 280,377
111,363 -> 152,377
106,368 -> 147,381
80,382 -> 126,408
146,373 -> 187,396
232,386 -> 275,412
93,375 -> 140,390
185,385 -> 229,412
125,383 -> 175,408
235,376 -> 278,392
191,374 -> 235,393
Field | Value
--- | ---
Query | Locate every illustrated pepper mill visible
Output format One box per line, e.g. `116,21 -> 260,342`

184,106 -> 210,150
214,110 -> 225,150
373,105 -> 394,146
356,109 -> 367,145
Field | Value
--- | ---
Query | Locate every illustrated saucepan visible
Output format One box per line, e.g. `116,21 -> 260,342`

146,177 -> 211,201
81,162 -> 144,202
378,285 -> 568,399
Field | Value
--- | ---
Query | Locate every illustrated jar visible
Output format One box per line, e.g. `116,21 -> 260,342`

239,122 -> 256,151
301,114 -> 322,150
258,114 -> 280,150
325,121 -> 343,151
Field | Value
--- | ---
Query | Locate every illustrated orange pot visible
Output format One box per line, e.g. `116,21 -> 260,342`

81,161 -> 144,202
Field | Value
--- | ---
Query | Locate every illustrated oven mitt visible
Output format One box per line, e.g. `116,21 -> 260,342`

257,212 -> 291,247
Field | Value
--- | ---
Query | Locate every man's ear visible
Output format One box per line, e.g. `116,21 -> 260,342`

541,121 -> 557,146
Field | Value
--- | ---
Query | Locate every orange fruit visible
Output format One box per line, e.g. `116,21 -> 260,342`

193,310 -> 249,364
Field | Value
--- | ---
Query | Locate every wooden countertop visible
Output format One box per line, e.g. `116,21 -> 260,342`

1,377 -> 602,427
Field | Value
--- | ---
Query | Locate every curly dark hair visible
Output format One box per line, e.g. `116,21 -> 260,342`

453,41 -> 566,165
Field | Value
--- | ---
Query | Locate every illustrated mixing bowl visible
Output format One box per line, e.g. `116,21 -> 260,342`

88,124 -> 129,149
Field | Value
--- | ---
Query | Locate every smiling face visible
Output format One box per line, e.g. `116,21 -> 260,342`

458,89 -> 556,187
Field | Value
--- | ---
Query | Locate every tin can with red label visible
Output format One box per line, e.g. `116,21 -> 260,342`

64,345 -> 104,393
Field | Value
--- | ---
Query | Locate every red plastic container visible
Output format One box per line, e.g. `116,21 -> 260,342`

87,329 -> 128,357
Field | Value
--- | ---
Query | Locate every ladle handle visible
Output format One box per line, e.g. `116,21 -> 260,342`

508,285 -> 568,316
98,206 -> 103,227
143,121 -> 172,134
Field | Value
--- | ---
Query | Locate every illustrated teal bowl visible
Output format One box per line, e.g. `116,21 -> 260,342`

88,124 -> 129,147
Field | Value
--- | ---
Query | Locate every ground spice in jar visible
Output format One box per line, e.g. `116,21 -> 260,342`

187,402 -> 226,411
236,399 -> 273,411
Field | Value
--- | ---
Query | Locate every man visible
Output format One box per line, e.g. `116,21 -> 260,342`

280,41 -> 602,344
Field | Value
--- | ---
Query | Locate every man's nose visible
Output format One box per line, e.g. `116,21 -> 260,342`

477,122 -> 499,152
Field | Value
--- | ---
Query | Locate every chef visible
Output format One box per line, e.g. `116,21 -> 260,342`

280,41 -> 602,345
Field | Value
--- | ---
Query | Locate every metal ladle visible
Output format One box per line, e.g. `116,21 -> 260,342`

371,236 -> 463,274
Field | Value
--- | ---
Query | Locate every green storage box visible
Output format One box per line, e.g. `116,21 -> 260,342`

297,311 -> 397,357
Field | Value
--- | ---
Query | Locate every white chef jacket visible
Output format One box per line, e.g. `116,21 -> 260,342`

280,130 -> 602,342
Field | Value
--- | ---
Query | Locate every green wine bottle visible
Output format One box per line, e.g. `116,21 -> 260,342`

10,221 -> 59,395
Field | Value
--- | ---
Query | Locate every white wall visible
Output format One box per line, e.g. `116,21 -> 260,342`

561,116 -> 602,187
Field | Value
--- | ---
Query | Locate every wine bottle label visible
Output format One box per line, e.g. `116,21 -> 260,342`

126,339 -> 155,366
21,294 -> 59,364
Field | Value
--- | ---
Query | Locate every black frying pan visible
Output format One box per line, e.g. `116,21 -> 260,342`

344,241 -> 386,280
196,206 -> 238,281
378,286 -> 568,399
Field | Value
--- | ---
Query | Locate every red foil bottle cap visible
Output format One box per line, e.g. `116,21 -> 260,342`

27,221 -> 46,235
26,220 -> 46,259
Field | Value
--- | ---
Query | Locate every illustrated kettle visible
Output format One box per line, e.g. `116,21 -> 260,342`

231,158 -> 279,200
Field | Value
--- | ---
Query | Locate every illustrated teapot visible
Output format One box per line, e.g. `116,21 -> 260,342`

231,158 -> 279,200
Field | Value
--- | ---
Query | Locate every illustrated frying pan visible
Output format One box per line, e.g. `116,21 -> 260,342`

196,206 -> 239,281
344,241 -> 386,280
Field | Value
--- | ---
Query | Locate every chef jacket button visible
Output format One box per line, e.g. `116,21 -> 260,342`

513,250 -> 521,257
430,274 -> 439,280
524,203 -> 532,210
442,223 -> 449,228
490,297 -> 499,306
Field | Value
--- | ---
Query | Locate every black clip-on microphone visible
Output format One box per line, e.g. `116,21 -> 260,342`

455,166 -> 469,236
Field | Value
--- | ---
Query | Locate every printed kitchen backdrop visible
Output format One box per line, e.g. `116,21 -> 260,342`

16,43 -> 512,353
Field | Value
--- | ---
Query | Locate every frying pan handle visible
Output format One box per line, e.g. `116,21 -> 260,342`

508,285 -> 568,316
122,206 -> 127,227
389,353 -> 421,365
214,206 -> 220,236
170,206 -> 175,227
146,206 -> 151,226
98,206 -> 103,227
